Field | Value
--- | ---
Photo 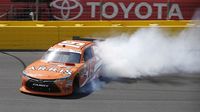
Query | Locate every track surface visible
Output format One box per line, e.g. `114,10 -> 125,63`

0,52 -> 200,112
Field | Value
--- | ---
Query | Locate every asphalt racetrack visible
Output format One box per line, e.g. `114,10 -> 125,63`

0,51 -> 200,112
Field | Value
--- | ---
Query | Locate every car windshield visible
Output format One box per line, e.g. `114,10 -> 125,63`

41,51 -> 81,63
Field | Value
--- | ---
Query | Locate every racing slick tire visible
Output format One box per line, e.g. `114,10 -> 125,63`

72,76 -> 80,95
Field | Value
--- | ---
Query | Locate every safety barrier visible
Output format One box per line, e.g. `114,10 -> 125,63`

0,20 -> 199,50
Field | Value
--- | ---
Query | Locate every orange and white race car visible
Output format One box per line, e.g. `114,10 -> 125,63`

20,39 -> 102,96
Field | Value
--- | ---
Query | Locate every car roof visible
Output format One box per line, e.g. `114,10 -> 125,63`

49,40 -> 93,53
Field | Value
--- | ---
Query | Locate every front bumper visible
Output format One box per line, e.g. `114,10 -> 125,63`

20,76 -> 73,96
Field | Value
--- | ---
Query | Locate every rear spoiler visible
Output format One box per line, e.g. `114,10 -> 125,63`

72,36 -> 104,42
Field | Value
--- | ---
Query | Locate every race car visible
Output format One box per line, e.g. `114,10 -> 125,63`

20,39 -> 102,96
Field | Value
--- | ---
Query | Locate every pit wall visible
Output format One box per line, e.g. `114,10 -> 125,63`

0,20 -> 199,50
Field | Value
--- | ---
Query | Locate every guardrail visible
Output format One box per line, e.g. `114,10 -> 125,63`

0,20 -> 199,50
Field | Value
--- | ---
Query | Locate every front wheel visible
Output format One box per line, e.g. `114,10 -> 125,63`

72,77 -> 80,95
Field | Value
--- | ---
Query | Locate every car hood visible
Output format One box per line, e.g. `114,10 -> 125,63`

24,60 -> 80,80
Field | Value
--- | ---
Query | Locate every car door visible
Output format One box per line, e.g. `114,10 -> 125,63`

79,46 -> 95,86
84,46 -> 95,78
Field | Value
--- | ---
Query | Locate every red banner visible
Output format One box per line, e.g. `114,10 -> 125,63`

0,0 -> 200,20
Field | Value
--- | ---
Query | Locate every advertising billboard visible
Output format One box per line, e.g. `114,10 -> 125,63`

0,0 -> 199,20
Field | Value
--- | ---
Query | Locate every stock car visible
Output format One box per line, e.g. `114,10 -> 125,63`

20,39 -> 102,96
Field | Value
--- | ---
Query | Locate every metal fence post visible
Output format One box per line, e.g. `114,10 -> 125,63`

35,0 -> 39,20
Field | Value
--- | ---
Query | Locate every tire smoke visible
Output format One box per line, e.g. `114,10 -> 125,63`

80,78 -> 106,93
96,27 -> 200,78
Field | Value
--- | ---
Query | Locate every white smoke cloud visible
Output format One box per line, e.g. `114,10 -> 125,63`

96,27 -> 200,78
